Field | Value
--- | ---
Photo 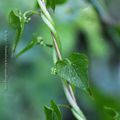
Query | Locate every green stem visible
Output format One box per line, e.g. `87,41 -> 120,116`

37,0 -> 87,120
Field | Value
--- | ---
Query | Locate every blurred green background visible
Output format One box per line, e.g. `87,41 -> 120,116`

0,0 -> 120,120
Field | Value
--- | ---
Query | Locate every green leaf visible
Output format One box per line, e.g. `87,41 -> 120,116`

105,107 -> 120,120
9,10 -> 21,29
55,0 -> 67,4
15,36 -> 39,58
46,0 -> 67,10
35,0 -> 67,11
44,101 -> 62,120
51,100 -> 62,120
16,35 -> 53,58
44,106 -> 54,120
54,53 -> 90,94
46,0 -> 56,10
9,10 -> 39,53
9,10 -> 24,53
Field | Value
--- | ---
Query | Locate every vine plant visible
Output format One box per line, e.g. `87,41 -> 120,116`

9,0 -> 92,120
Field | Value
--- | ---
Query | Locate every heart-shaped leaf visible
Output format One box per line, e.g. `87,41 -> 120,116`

54,53 -> 90,94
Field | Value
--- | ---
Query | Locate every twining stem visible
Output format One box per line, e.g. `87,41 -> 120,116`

51,32 -> 62,60
37,0 -> 87,120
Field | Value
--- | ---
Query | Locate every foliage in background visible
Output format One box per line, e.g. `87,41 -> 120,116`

1,2 -> 120,120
